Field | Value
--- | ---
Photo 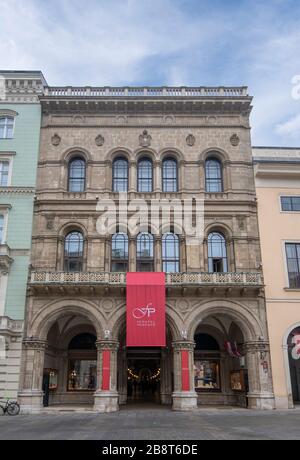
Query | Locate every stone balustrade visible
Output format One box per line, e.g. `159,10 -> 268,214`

44,86 -> 248,98
30,271 -> 263,286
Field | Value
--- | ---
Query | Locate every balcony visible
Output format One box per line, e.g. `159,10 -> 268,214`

29,271 -> 263,297
0,244 -> 13,275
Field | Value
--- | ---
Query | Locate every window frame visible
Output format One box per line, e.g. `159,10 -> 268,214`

0,207 -> 9,244
68,157 -> 86,193
284,241 -> 300,289
162,157 -> 178,193
136,232 -> 154,272
111,232 -> 129,272
207,232 -> 228,273
112,157 -> 129,192
162,232 -> 180,273
205,157 -> 223,193
0,155 -> 13,187
0,116 -> 15,139
137,157 -> 153,193
64,231 -> 84,272
280,196 -> 300,213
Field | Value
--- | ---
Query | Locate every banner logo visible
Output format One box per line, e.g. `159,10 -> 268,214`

132,304 -> 156,319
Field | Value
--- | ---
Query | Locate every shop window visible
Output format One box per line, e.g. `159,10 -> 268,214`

68,360 -> 97,391
194,360 -> 221,391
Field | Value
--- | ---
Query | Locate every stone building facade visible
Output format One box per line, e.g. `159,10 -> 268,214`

0,71 -> 45,399
18,86 -> 274,413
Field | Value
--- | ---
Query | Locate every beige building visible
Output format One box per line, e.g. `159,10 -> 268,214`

18,86 -> 274,413
254,147 -> 300,409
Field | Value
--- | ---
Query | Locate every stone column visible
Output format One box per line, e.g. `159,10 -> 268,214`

155,236 -> 162,272
118,347 -> 128,405
244,341 -> 274,410
172,341 -> 198,411
154,161 -> 162,192
18,339 -> 47,414
129,237 -> 136,272
94,340 -> 119,413
129,161 -> 137,193
160,348 -> 172,405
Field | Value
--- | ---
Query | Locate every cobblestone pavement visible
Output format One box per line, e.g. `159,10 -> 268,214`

0,405 -> 300,440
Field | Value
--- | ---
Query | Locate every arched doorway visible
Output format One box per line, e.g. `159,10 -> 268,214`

117,323 -> 173,407
287,327 -> 300,405
193,316 -> 248,407
43,315 -> 97,407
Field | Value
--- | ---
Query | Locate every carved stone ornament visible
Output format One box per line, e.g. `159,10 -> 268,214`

51,133 -> 61,146
230,133 -> 240,146
139,129 -> 152,147
95,134 -> 105,146
186,134 -> 195,146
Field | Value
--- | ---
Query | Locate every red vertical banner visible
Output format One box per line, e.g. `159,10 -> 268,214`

181,350 -> 190,391
126,272 -> 166,347
101,350 -> 110,390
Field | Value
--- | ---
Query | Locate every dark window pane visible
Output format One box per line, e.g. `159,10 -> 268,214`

111,233 -> 128,272
137,233 -> 154,272
113,158 -> 128,192
64,232 -> 84,272
162,233 -> 180,273
208,232 -> 228,273
206,158 -> 222,192
162,158 -> 177,192
286,243 -> 300,288
68,158 -> 86,192
138,158 -> 152,192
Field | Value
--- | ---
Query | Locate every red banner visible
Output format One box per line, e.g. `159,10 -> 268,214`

102,350 -> 110,390
181,350 -> 190,391
126,272 -> 166,347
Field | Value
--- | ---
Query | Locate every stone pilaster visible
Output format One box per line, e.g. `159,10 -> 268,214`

171,341 -> 198,411
93,340 -> 119,413
18,339 -> 47,414
243,341 -> 274,410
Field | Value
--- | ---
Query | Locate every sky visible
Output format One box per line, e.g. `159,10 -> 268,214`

0,0 -> 300,147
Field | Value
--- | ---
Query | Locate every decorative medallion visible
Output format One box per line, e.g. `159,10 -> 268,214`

139,129 -> 152,147
51,134 -> 61,146
101,298 -> 114,313
186,134 -> 196,146
95,134 -> 105,146
230,133 -> 240,146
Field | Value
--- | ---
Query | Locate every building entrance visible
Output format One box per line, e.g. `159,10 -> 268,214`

126,348 -> 161,404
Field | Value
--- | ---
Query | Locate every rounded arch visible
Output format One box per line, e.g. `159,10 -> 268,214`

194,325 -> 224,350
282,321 -> 300,408
110,306 -> 182,342
58,221 -> 88,238
62,147 -> 92,163
204,222 -> 233,240
186,300 -> 265,342
159,148 -> 184,163
105,148 -> 132,163
199,147 -> 230,163
134,148 -> 157,162
283,322 -> 300,345
29,299 -> 106,340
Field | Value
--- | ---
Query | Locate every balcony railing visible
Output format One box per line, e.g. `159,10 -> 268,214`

30,271 -> 263,286
43,86 -> 248,98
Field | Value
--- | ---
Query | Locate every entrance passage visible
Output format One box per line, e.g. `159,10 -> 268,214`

127,348 -> 161,404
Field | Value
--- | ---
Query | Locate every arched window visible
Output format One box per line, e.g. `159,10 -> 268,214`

205,157 -> 223,192
162,233 -> 180,272
0,117 -> 14,139
68,157 -> 86,192
137,158 -> 152,192
0,215 -> 4,244
111,232 -> 128,272
64,231 -> 84,272
162,158 -> 178,192
137,232 -> 154,271
208,232 -> 228,273
113,157 -> 128,192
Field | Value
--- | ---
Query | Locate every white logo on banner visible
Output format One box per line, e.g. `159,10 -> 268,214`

291,334 -> 300,360
132,303 -> 156,319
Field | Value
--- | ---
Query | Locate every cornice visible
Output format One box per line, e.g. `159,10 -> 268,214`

0,187 -> 35,194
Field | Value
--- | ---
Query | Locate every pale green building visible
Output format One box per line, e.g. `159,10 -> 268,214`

0,71 -> 46,397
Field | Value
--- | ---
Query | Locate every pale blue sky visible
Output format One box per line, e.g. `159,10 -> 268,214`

1,0 -> 300,146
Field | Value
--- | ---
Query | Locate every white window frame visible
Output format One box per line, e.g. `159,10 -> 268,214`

0,207 -> 10,245
0,116 -> 15,139
282,239 -> 300,289
279,194 -> 300,214
0,153 -> 15,186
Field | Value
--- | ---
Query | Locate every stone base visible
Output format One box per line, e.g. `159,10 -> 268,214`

18,390 -> 44,414
93,391 -> 119,413
247,393 -> 275,410
172,391 -> 198,411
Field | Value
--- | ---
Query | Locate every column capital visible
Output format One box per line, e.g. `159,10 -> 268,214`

96,340 -> 119,351
243,341 -> 270,355
172,340 -> 195,351
22,338 -> 47,350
